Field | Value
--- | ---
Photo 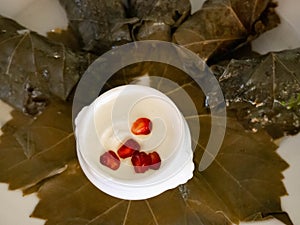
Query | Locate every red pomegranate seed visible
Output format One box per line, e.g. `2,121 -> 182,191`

100,150 -> 120,170
117,139 -> 141,159
131,151 -> 151,173
149,151 -> 161,170
131,118 -> 152,135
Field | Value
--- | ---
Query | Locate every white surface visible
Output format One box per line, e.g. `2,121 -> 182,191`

0,0 -> 299,224
0,0 -> 68,35
0,183 -> 44,225
252,0 -> 300,54
0,101 -> 12,136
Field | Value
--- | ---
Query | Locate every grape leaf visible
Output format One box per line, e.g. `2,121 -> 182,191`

214,48 -> 300,138
59,0 -> 138,53
0,15 -> 87,115
129,0 -> 191,41
0,59 -> 291,224
29,114 -> 290,225
173,0 -> 280,62
0,99 -> 76,191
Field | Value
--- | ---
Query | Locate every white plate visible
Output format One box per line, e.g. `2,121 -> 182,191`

0,0 -> 299,224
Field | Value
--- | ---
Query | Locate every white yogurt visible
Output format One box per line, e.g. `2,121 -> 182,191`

75,85 -> 194,200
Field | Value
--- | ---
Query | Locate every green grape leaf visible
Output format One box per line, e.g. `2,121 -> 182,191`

214,48 -> 300,138
173,0 -> 280,62
0,61 -> 291,224
29,114 -> 291,225
0,15 -> 87,115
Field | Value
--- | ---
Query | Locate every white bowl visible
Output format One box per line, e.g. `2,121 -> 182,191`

75,85 -> 194,200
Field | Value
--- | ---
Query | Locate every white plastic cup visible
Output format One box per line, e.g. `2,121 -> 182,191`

75,85 -> 194,200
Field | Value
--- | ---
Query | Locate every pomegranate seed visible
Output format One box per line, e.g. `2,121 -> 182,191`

149,151 -> 161,170
117,139 -> 140,159
100,150 -> 120,170
131,151 -> 151,173
131,118 -> 152,135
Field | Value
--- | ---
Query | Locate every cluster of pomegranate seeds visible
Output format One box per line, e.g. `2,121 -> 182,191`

131,151 -> 161,173
131,151 -> 151,173
117,139 -> 140,159
99,117 -> 161,173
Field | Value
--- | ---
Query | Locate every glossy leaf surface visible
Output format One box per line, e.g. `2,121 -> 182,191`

215,48 -> 300,138
59,0 -> 138,53
0,15 -> 87,115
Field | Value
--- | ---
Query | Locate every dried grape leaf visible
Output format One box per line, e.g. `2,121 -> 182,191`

0,15 -> 87,115
59,0 -> 138,53
173,0 -> 280,62
129,0 -> 191,41
0,99 -> 76,190
216,48 -> 300,138
30,115 -> 290,225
